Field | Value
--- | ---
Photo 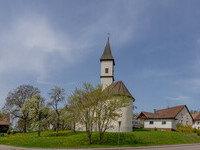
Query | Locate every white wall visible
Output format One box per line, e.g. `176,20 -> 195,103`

101,61 -> 114,89
192,121 -> 200,129
144,119 -> 174,130
107,97 -> 133,132
175,107 -> 193,129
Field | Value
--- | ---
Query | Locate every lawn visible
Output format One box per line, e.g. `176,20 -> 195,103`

0,129 -> 200,148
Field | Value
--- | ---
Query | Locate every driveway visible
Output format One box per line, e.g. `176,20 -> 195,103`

1,143 -> 200,150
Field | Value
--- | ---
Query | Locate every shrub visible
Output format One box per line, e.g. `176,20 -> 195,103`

12,131 -> 17,134
176,123 -> 183,129
154,127 -> 157,131
0,133 -> 4,136
193,128 -> 197,133
195,129 -> 200,136
7,130 -> 11,135
177,125 -> 193,133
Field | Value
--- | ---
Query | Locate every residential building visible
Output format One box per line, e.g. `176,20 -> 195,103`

192,112 -> 200,129
136,105 -> 193,131
0,114 -> 10,133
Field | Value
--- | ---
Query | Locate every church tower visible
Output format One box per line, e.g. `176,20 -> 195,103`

100,35 -> 115,89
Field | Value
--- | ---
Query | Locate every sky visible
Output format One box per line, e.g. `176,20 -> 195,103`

0,0 -> 200,113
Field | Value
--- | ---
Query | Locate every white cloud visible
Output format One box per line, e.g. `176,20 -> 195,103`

166,96 -> 191,101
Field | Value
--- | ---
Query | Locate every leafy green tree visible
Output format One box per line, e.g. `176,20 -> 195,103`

68,83 -> 96,144
3,85 -> 40,133
21,93 -> 49,136
190,110 -> 198,114
94,86 -> 132,144
48,86 -> 66,136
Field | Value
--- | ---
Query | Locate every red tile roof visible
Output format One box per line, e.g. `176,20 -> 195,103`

0,114 -> 10,125
137,105 -> 188,119
107,81 -> 135,100
192,112 -> 200,121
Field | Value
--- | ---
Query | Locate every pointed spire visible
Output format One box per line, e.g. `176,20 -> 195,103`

100,34 -> 115,65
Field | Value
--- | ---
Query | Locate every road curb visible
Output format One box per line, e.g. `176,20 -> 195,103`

1,143 -> 200,150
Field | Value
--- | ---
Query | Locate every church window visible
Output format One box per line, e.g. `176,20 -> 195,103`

162,121 -> 166,125
105,68 -> 109,73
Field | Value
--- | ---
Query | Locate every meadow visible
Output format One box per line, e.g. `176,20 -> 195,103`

0,129 -> 200,148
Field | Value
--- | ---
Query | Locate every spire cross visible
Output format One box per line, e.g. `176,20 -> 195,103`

108,32 -> 110,41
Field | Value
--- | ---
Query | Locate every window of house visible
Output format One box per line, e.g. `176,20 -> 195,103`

105,68 -> 109,73
162,121 -> 166,125
186,121 -> 188,125
198,122 -> 200,125
149,121 -> 154,125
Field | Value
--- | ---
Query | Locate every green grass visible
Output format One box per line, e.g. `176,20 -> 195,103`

0,129 -> 200,148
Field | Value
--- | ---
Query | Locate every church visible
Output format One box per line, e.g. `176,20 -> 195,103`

100,36 -> 135,132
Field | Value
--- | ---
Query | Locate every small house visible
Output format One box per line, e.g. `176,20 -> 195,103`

136,105 -> 193,131
192,112 -> 200,129
0,114 -> 10,133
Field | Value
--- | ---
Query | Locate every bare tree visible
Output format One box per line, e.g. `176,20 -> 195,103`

3,85 -> 40,133
48,86 -> 66,136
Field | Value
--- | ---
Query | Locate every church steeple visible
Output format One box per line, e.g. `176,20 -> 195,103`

100,35 -> 115,65
100,34 -> 115,89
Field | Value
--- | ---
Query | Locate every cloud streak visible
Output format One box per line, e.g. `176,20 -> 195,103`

166,96 -> 191,101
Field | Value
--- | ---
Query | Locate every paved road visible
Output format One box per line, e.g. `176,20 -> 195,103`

1,144 -> 200,150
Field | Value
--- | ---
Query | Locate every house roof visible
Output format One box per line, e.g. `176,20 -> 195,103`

137,105 -> 189,119
192,112 -> 200,121
100,37 -> 115,65
0,114 -> 10,125
106,81 -> 135,100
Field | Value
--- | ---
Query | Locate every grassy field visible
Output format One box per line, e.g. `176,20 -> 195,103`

0,129 -> 200,148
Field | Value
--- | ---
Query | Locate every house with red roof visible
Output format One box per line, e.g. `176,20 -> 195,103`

0,114 -> 10,133
192,112 -> 200,129
136,105 -> 193,131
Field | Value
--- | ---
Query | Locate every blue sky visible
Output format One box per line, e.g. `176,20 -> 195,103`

0,0 -> 200,113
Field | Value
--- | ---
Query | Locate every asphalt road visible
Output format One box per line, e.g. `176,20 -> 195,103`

1,144 -> 200,150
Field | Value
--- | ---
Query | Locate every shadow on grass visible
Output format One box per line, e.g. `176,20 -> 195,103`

133,128 -> 152,132
43,131 -> 84,137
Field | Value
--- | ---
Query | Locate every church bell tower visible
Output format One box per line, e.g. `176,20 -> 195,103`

100,35 -> 115,89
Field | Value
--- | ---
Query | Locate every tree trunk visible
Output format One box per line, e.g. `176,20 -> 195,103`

56,127 -> 58,136
99,133 -> 103,144
38,122 -> 41,137
87,132 -> 92,144
56,114 -> 59,136
23,120 -> 27,133
72,122 -> 76,132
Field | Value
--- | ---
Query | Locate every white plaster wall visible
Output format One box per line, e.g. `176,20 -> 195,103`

101,61 -> 114,77
101,61 -> 114,89
144,119 -> 174,129
192,121 -> 200,129
107,97 -> 133,132
175,107 -> 193,129
101,78 -> 113,89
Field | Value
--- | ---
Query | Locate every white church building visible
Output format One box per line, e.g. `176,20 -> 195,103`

99,36 -> 135,132
76,36 -> 135,132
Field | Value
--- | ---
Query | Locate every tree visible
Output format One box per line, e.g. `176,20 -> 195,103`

48,86 -> 66,136
190,110 -> 198,114
68,83 -> 132,144
21,93 -> 49,136
94,86 -> 132,144
3,85 -> 40,133
68,83 -> 96,144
